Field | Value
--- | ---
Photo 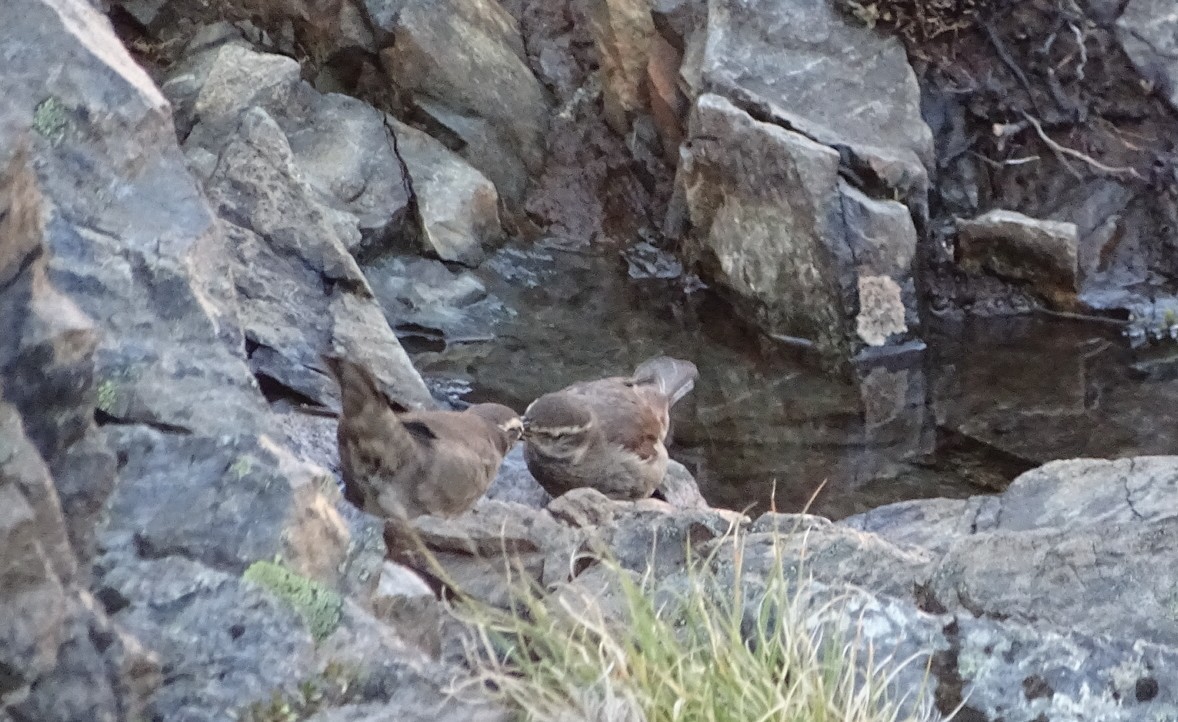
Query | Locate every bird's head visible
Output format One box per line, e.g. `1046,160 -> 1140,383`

467,403 -> 524,452
521,393 -> 595,459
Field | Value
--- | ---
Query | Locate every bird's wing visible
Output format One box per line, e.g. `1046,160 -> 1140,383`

569,380 -> 669,462
400,413 -> 503,516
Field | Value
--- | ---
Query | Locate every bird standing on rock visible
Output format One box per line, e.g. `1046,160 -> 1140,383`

322,355 -> 522,520
521,356 -> 699,500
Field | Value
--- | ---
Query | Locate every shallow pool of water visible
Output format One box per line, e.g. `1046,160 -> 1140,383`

390,239 -> 1178,520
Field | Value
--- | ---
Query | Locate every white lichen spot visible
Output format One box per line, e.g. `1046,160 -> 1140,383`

855,274 -> 907,347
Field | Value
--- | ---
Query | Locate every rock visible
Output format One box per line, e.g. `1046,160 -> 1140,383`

379,0 -> 550,206
306,700 -> 512,722
99,426 -> 355,581
371,562 -> 443,658
398,501 -> 585,607
956,209 -> 1080,309
685,0 -> 932,207
673,92 -> 923,366
842,496 -> 983,556
705,515 -> 1178,721
281,93 -> 414,248
392,120 -> 504,266
547,487 -> 620,528
606,507 -> 735,577
843,455 -> 1178,644
645,33 -> 688,161
588,0 -> 657,134
673,93 -> 855,364
97,555 -> 319,718
849,456 -> 1178,555
841,183 -> 919,285
1117,0 -> 1178,113
666,0 -> 931,364
655,459 -> 708,509
0,400 -> 143,720
483,445 -> 552,509
948,612 -> 1178,722
362,256 -> 503,348
0,149 -> 108,566
170,43 -> 432,409
94,554 -> 498,721
734,513 -> 934,599
0,3 -> 493,720
0,146 -> 156,720
929,514 -> 1178,646
855,275 -> 908,348
650,0 -> 705,51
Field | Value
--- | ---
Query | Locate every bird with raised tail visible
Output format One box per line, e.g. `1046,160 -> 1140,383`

521,356 -> 699,500
322,355 -> 522,520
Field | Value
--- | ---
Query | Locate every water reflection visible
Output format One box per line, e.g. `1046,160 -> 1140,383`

377,240 -> 1175,520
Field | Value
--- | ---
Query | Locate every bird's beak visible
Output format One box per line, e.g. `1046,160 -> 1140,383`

520,416 -> 534,438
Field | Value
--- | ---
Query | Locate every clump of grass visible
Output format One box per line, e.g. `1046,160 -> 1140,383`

454,527 -> 941,722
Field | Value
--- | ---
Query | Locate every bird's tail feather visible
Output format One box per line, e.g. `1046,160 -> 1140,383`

321,354 -> 404,419
632,356 -> 699,406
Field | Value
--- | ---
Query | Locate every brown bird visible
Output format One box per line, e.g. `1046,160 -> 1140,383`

521,356 -> 698,500
322,355 -> 522,520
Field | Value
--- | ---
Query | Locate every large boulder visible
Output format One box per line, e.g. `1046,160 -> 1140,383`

0,148 -> 157,721
672,94 -> 868,364
837,455 -> 1178,717
669,0 -> 931,368
683,0 -> 932,201
376,0 -> 551,206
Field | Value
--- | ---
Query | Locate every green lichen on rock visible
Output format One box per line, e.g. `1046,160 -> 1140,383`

243,560 -> 342,642
96,380 -> 119,414
229,454 -> 255,479
32,97 -> 69,146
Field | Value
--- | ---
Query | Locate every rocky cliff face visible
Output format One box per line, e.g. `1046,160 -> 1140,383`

6,0 -> 1178,719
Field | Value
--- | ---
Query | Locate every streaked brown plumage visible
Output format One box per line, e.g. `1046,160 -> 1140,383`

322,355 -> 522,520
521,356 -> 698,500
